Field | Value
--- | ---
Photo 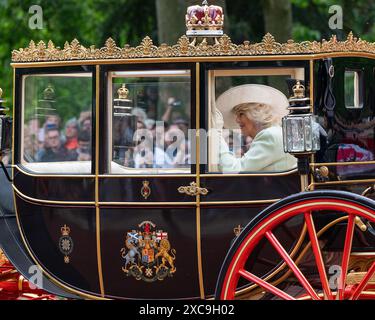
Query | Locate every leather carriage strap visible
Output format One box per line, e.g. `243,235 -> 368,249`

315,58 -> 336,129
323,58 -> 336,121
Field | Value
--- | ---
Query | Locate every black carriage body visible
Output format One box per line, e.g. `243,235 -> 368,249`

3,35 -> 375,299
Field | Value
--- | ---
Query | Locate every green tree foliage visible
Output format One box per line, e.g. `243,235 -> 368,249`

0,0 -> 157,110
291,0 -> 375,41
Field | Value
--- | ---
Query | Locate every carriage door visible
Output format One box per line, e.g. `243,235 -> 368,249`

198,61 -> 309,297
98,63 -> 202,299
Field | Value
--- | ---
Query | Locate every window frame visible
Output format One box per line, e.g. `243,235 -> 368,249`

201,60 -> 310,175
15,66 -> 96,175
344,68 -> 365,110
99,63 -> 197,176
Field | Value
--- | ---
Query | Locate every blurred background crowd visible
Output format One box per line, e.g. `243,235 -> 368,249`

23,110 -> 92,163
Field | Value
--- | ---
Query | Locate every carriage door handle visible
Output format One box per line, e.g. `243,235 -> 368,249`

178,182 -> 209,197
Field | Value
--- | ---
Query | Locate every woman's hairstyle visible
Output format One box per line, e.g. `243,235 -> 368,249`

232,102 -> 282,130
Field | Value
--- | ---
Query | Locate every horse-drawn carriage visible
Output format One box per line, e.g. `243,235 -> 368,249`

1,1 -> 375,300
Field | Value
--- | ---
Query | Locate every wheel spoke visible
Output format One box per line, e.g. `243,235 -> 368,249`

338,214 -> 356,300
349,262 -> 375,300
304,213 -> 333,300
238,269 -> 296,300
265,231 -> 320,300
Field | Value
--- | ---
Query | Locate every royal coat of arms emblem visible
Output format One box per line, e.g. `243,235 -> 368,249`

120,221 -> 176,282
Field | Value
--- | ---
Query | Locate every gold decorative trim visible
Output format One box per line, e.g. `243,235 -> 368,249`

311,161 -> 375,167
312,178 -> 375,187
13,184 -> 95,206
59,225 -> 73,264
95,65 -> 105,297
14,165 -> 195,178
178,182 -> 209,197
309,59 -> 315,191
13,183 -> 280,207
99,201 -> 196,206
11,52 -> 375,69
141,181 -> 151,200
233,225 -> 243,237
12,32 -> 375,63
195,62 -> 205,300
201,168 -> 298,178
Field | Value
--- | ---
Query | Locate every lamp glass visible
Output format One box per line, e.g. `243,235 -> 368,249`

282,114 -> 320,154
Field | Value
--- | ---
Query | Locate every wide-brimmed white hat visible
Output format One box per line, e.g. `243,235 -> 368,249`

215,84 -> 290,129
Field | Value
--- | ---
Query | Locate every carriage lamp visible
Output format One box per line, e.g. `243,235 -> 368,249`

37,84 -> 57,119
282,81 -> 320,189
282,81 -> 320,155
0,88 -> 12,153
113,84 -> 137,157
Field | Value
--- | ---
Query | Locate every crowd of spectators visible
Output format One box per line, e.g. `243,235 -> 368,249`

22,96 -> 246,168
24,110 -> 92,163
115,97 -> 191,169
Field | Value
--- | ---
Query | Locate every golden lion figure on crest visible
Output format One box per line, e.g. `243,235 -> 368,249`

155,239 -> 176,274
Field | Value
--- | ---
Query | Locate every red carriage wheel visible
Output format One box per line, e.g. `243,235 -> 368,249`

215,191 -> 375,300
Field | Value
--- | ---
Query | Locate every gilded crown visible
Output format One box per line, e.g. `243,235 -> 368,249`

43,84 -> 56,101
118,84 -> 129,100
292,81 -> 306,99
186,1 -> 224,37
0,88 -> 3,99
61,225 -> 71,236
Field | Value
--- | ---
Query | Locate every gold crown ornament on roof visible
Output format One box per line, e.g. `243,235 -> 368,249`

0,88 -> 3,99
186,0 -> 224,37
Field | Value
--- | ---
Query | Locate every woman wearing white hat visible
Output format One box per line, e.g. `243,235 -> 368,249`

212,84 -> 297,173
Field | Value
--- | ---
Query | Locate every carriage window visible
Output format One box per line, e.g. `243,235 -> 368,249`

109,70 -> 191,174
208,69 -> 302,173
345,70 -> 364,109
22,74 -> 93,173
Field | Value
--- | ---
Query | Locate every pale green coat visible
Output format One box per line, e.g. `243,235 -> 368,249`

219,126 -> 297,173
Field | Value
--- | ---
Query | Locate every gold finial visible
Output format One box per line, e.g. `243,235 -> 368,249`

43,84 -> 55,101
292,81 -> 305,99
118,84 -> 129,100
0,88 -> 3,99
61,225 -> 71,236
